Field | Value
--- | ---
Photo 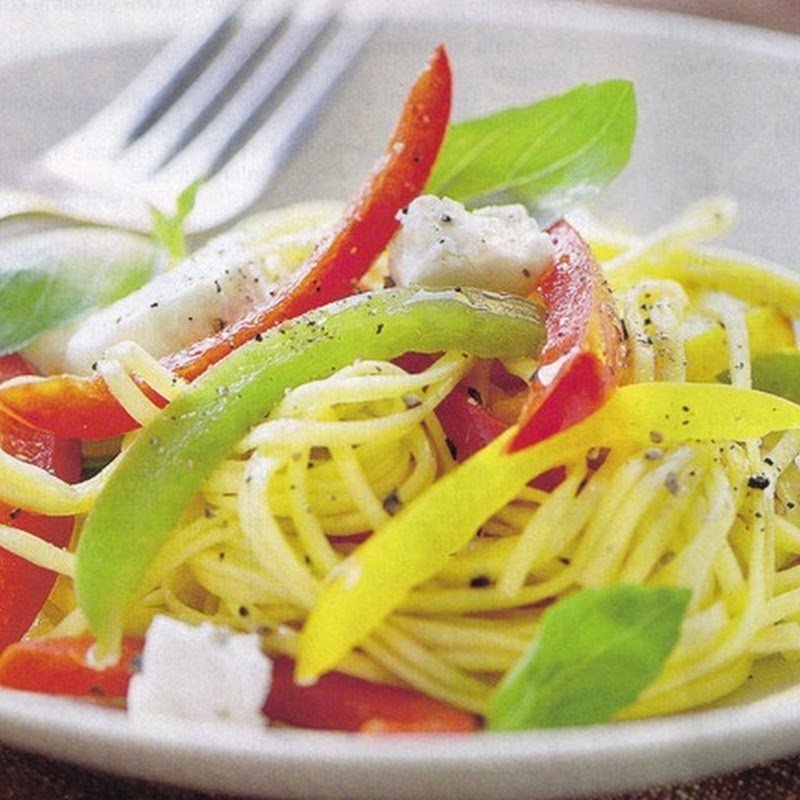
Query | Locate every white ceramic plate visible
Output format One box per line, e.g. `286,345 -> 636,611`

2,2 -> 800,798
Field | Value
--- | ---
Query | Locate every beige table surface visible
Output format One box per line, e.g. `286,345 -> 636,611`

2,1 -> 800,798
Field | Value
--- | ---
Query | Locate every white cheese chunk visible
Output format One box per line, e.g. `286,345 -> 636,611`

22,201 -> 342,377
61,230 -> 280,375
127,615 -> 271,727
388,195 -> 554,295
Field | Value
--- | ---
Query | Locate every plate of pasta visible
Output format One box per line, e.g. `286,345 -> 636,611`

2,1 -> 800,799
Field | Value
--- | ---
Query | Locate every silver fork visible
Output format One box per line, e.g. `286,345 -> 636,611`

0,0 -> 375,234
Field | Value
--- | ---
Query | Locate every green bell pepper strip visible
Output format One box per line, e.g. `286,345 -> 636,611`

296,381 -> 800,683
75,286 -> 546,664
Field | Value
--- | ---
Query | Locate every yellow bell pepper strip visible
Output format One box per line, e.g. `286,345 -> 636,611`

75,286 -> 545,664
510,219 -> 627,451
0,46 -> 453,441
685,306 -> 795,383
296,381 -> 800,683
0,354 -> 81,652
607,245 -> 800,319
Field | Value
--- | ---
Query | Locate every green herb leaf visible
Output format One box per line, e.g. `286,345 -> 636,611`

721,352 -> 800,405
486,584 -> 690,729
0,228 -> 164,356
426,80 -> 636,223
150,179 -> 203,259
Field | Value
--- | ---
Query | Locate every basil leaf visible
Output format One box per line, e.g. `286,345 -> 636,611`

487,584 -> 690,729
427,80 -> 636,224
723,352 -> 800,405
0,227 -> 164,356
150,178 -> 203,259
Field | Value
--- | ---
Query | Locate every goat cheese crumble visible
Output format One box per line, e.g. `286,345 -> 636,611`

26,202 -> 341,377
58,230 -> 280,376
127,615 -> 271,727
388,195 -> 554,295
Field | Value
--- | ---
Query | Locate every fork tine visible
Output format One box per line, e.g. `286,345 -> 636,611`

217,16 -> 377,180
123,0 -> 253,147
182,16 -> 377,232
39,0 -> 247,172
117,5 -> 291,178
151,1 -> 349,186
26,0 -> 376,233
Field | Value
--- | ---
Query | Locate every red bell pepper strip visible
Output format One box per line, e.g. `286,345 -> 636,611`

0,46 -> 453,441
432,221 -> 624,460
0,634 -> 143,698
0,354 -> 35,384
0,355 -> 82,652
0,636 -> 477,733
393,352 -> 508,463
510,219 -> 626,451
435,384 -> 507,462
0,377 -> 138,443
264,657 -> 478,733
166,45 -> 452,382
436,383 -> 565,491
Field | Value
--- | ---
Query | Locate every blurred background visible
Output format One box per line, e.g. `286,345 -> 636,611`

590,0 -> 800,33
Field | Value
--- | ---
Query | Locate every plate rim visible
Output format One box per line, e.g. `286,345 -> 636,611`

3,2 -> 800,798
4,0 -> 800,67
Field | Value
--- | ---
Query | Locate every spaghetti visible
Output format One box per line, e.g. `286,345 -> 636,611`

3,197 -> 800,722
